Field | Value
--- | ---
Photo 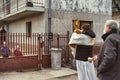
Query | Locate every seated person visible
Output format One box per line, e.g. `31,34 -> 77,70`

14,45 -> 23,57
0,42 -> 10,57
14,45 -> 23,72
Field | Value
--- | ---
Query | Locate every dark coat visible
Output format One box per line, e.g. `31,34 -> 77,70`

75,30 -> 96,61
97,31 -> 120,80
82,30 -> 96,38
0,46 -> 10,57
14,49 -> 23,57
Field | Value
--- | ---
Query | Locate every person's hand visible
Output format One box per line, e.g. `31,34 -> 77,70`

92,55 -> 98,61
69,44 -> 76,48
88,57 -> 93,63
88,55 -> 98,63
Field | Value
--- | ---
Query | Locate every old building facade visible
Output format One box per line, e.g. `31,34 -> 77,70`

0,0 -> 112,43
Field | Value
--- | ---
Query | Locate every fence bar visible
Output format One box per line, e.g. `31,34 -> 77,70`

23,33 -> 25,55
21,33 -> 22,54
26,33 -> 27,55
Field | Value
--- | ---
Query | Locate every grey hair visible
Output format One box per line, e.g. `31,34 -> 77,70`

103,20 -> 119,34
104,20 -> 119,30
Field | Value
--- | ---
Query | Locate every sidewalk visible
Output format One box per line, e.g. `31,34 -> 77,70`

0,67 -> 77,80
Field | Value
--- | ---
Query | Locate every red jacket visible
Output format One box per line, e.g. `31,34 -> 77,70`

14,49 -> 23,57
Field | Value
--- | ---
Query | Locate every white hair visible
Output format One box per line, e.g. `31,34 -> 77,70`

103,20 -> 119,33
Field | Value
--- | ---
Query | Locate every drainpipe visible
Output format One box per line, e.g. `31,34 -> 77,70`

48,0 -> 53,40
48,0 -> 51,33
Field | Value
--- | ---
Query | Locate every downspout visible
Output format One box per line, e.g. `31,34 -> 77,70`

48,0 -> 51,33
48,0 -> 53,40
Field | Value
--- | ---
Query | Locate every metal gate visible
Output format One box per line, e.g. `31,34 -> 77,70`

39,32 -> 70,68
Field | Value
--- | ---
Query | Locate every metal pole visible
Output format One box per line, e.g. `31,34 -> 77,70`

48,0 -> 51,33
48,0 -> 52,51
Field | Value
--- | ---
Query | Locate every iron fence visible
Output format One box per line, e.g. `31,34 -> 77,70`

0,32 -> 70,62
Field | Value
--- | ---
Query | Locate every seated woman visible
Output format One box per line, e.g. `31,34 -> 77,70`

14,45 -> 23,57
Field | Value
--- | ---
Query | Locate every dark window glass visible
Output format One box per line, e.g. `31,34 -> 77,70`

26,21 -> 32,37
72,20 -> 93,31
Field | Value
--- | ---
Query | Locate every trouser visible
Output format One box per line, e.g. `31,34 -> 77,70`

76,60 -> 97,80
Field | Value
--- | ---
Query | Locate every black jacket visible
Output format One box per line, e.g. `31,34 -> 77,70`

82,30 -> 96,38
97,31 -> 120,80
75,30 -> 96,61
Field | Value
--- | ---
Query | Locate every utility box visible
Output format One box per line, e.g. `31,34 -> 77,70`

50,48 -> 62,70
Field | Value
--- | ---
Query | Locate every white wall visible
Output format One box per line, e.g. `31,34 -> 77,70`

50,0 -> 112,43
9,14 -> 45,33
50,8 -> 111,43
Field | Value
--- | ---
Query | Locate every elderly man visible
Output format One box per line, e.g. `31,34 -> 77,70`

97,20 -> 120,80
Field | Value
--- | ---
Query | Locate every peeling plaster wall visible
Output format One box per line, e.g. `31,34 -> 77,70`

49,0 -> 112,43
50,10 -> 111,43
51,0 -> 112,15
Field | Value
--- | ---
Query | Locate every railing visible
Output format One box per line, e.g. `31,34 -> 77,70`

0,33 -> 39,57
0,32 -> 70,71
0,32 -> 70,62
0,0 -> 44,17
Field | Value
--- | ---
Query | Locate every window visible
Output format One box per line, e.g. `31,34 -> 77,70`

26,21 -> 32,37
72,20 -> 93,31
26,0 -> 33,7
80,21 -> 93,30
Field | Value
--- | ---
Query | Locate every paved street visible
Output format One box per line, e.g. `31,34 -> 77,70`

0,67 -> 100,80
48,74 -> 78,80
0,68 -> 77,80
